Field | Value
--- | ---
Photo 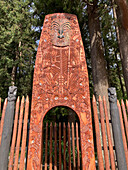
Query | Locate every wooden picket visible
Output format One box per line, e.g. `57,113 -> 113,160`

44,122 -> 48,170
0,98 -> 8,145
8,97 -> 20,170
41,121 -> 81,170
63,122 -> 66,170
117,100 -> 128,167
0,97 -> 1,115
92,95 -> 128,170
59,122 -> 61,170
121,100 -> 128,142
76,122 -> 80,170
19,96 -> 29,170
54,123 -> 57,170
68,122 -> 71,170
92,95 -> 104,170
103,97 -> 115,170
0,95 -> 128,169
14,96 -> 25,170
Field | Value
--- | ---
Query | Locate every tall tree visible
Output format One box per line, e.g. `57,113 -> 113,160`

114,0 -> 128,97
87,0 -> 109,101
0,0 -> 37,98
100,0 -> 126,99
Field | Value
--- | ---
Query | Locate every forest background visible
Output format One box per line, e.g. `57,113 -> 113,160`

0,0 -> 128,104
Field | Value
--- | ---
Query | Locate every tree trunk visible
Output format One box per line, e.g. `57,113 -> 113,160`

115,51 -> 125,97
11,66 -> 16,86
114,0 -> 128,97
87,1 -> 109,101
11,42 -> 21,86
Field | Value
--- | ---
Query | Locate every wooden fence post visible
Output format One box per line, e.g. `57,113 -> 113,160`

0,86 -> 17,170
108,87 -> 127,170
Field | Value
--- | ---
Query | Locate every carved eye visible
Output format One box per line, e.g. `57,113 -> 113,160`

62,22 -> 71,33
51,21 -> 60,32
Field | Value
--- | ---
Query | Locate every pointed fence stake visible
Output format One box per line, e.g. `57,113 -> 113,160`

99,96 -> 110,170
0,98 -> 8,145
103,96 -> 115,170
8,97 -> 20,170
92,95 -> 104,170
0,86 -> 17,170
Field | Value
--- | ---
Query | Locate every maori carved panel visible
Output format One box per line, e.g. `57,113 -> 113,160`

27,13 -> 95,170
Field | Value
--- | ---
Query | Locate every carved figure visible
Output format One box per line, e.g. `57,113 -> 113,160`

27,13 -> 95,170
108,87 -> 117,103
50,18 -> 71,46
7,86 -> 17,102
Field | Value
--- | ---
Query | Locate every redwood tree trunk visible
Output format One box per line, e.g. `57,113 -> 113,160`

87,1 -> 109,101
115,0 -> 128,97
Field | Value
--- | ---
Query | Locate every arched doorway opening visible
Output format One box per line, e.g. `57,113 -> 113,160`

41,106 -> 82,170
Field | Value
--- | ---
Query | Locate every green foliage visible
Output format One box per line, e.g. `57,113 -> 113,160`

99,0 -> 127,99
44,106 -> 79,123
0,0 -> 37,98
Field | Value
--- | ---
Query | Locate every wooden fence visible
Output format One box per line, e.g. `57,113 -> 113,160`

92,95 -> 128,170
0,96 -> 29,170
41,122 -> 81,170
0,95 -> 128,169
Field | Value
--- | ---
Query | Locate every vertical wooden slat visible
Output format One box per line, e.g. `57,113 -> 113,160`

103,96 -> 115,170
0,98 -> 7,145
0,98 -> 1,116
59,122 -> 61,170
76,122 -> 80,170
63,122 -> 66,170
45,122 -> 48,170
72,122 -> 76,170
117,100 -> 128,168
49,122 -> 53,170
125,100 -> 128,114
54,122 -> 57,170
8,97 -> 20,170
92,95 -> 104,170
68,122 -> 71,170
99,96 -> 110,170
41,122 -> 44,168
14,96 -> 25,170
19,96 -> 29,170
121,100 -> 128,141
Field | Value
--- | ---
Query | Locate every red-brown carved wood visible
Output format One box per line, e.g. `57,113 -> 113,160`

27,13 -> 95,170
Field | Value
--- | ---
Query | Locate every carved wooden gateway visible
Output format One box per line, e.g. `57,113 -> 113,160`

27,13 -> 95,169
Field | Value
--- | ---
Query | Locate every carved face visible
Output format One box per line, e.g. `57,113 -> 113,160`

50,18 -> 71,47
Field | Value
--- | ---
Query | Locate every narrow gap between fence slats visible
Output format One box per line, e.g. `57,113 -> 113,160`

45,122 -> 48,170
68,122 -> 71,170
19,96 -> 29,170
117,100 -> 128,168
121,100 -> 128,142
0,98 -> 1,118
0,98 -> 7,145
41,122 -> 43,170
92,95 -> 104,170
63,122 -> 66,170
99,96 -> 110,170
103,96 -> 115,170
8,97 -> 20,170
72,122 -> 76,170
59,122 -> 61,170
54,122 -> 57,170
49,122 -> 53,170
14,96 -> 24,170
76,122 -> 80,170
